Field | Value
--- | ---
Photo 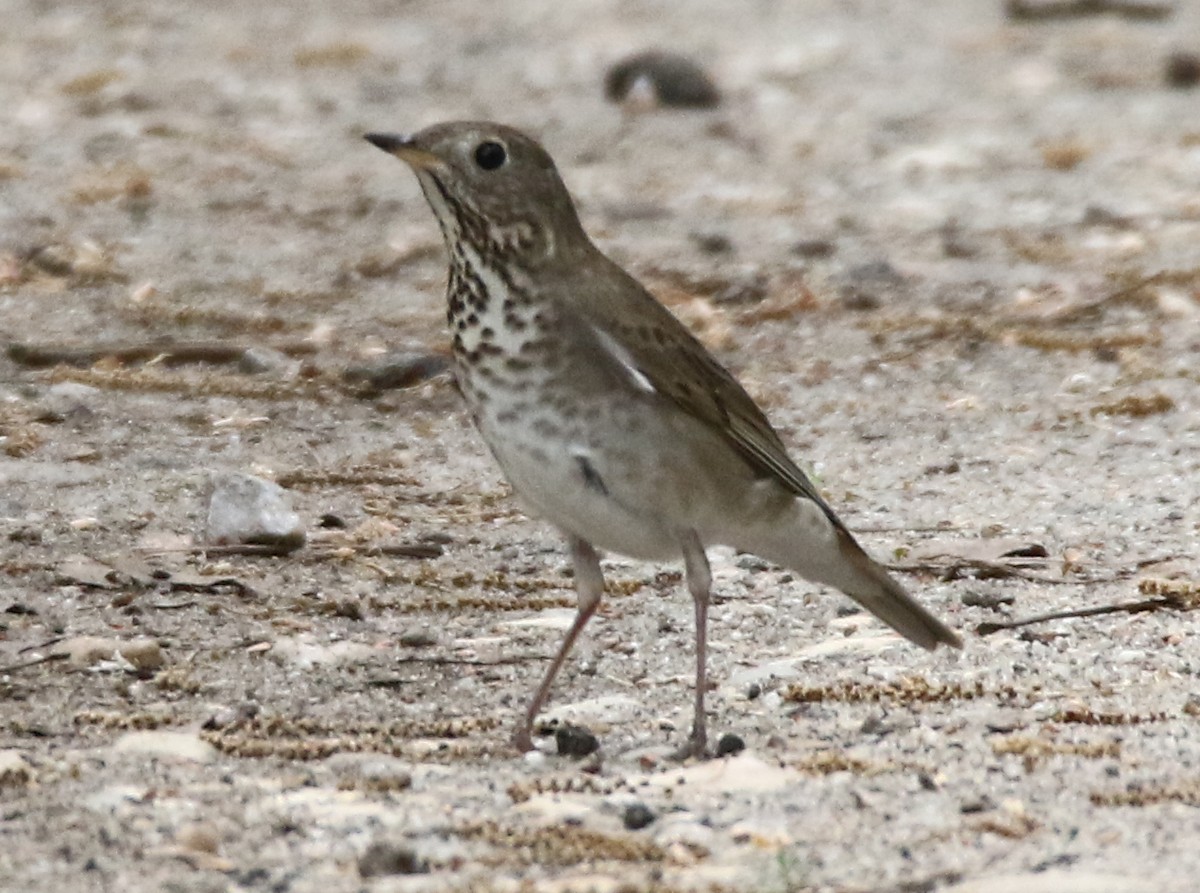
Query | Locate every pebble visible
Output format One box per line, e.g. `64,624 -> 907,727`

205,471 -> 305,551
622,802 -> 657,830
36,381 -> 100,422
112,731 -> 217,763
357,838 -> 427,877
271,634 -> 375,669
201,702 -> 259,730
837,259 -> 904,311
0,750 -> 34,787
237,346 -> 297,377
715,733 -> 745,757
327,754 -> 413,793
342,350 -> 450,392
604,50 -> 721,109
51,635 -> 164,671
790,238 -> 836,259
962,590 -> 1016,609
1165,51 -> 1200,89
555,722 -> 600,758
646,753 -> 798,794
398,629 -> 438,648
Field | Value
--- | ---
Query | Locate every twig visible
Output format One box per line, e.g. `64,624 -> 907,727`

890,559 -> 1104,584
0,652 -> 70,673
6,338 -> 315,369
1006,0 -> 1174,22
976,595 -> 1189,636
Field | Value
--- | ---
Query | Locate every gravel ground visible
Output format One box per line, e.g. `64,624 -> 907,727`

2,1 -> 1199,891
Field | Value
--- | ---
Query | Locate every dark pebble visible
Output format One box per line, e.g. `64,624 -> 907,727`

357,839 -> 427,877
1165,51 -> 1200,88
398,630 -> 438,648
343,350 -> 450,392
623,803 -> 657,830
790,238 -> 836,259
4,603 -> 37,615
746,683 -> 762,701
712,272 -> 768,305
555,722 -> 600,757
962,590 -> 1016,609
604,50 -> 721,108
715,733 -> 745,757
838,260 -> 903,312
960,794 -> 997,814
316,513 -> 346,529
689,231 -> 734,255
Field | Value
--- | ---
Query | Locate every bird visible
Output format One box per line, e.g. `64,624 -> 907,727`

364,121 -> 962,758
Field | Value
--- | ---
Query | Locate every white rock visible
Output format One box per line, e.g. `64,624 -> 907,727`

497,609 -> 577,630
0,750 -> 34,787
205,471 -> 305,551
645,753 -> 799,794
112,731 -> 217,763
271,634 -> 376,669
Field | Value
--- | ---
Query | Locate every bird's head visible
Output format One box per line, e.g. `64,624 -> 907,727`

366,121 -> 586,265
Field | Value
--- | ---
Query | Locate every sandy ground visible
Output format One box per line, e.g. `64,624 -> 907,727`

2,1 -> 1200,891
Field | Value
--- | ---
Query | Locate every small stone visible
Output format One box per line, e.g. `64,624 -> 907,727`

555,722 -> 600,757
202,702 -> 259,730
176,822 -> 221,855
0,750 -> 34,787
342,350 -> 450,392
746,683 -> 762,701
838,260 -> 903,311
399,630 -> 438,648
623,803 -> 657,830
962,590 -> 1016,609
116,637 -> 165,671
688,231 -> 733,255
715,733 -> 745,757
205,472 -> 305,552
961,794 -> 997,814
790,238 -> 836,259
328,754 -> 413,793
604,50 -> 721,109
316,513 -> 346,529
112,731 -> 217,763
37,381 -> 101,422
4,602 -> 37,615
357,839 -> 427,877
1165,51 -> 1200,88
238,346 -> 297,377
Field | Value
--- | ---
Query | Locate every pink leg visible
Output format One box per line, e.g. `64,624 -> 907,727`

513,536 -> 605,752
674,530 -> 711,760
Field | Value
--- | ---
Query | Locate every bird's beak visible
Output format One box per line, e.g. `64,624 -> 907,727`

364,132 -> 443,169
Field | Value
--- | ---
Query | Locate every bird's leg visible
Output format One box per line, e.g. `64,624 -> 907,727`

674,530 -> 712,760
513,535 -> 605,753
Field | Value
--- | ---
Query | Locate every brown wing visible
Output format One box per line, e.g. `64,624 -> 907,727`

568,257 -> 837,516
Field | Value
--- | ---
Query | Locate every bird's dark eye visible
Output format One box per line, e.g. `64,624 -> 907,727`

474,140 -> 507,171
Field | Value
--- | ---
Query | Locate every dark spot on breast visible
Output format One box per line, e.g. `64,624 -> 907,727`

576,455 -> 609,496
505,356 -> 533,373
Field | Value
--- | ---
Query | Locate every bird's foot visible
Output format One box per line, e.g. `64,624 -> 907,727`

512,727 -> 535,754
670,728 -> 709,761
